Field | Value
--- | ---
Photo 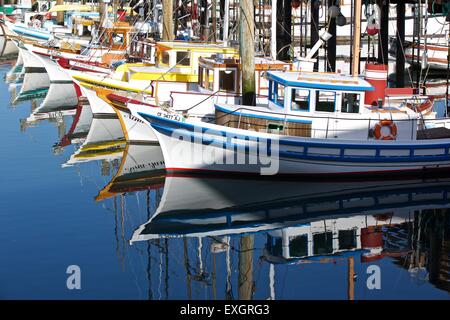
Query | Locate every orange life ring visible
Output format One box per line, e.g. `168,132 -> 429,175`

374,119 -> 397,140
405,99 -> 433,114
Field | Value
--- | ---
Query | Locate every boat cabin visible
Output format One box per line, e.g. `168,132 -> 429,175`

198,56 -> 292,97
118,41 -> 239,83
156,41 -> 238,71
215,71 -> 422,141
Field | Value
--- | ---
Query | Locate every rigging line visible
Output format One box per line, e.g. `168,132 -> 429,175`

89,4 -> 156,77
421,23 -> 446,86
390,19 -> 414,86
136,14 -> 235,98
75,0 -> 156,68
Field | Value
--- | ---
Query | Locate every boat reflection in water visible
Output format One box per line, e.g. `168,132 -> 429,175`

95,143 -> 165,202
92,143 -> 450,299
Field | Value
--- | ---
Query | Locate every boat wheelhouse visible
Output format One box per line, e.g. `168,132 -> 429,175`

215,70 -> 426,141
76,41 -> 239,104
170,56 -> 292,118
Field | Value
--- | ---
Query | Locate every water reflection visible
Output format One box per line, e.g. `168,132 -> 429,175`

93,143 -> 450,299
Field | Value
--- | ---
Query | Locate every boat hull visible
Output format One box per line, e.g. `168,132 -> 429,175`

136,107 -> 450,177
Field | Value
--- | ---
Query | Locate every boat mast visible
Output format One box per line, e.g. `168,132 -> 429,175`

352,0 -> 362,77
240,0 -> 256,106
271,0 -> 277,59
100,0 -> 108,28
223,0 -> 230,45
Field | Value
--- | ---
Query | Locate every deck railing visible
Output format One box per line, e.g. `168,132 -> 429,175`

214,105 -> 450,141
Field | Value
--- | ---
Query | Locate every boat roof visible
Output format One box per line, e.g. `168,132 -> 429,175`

199,56 -> 291,70
49,5 -> 133,13
268,71 -> 374,92
156,41 -> 238,54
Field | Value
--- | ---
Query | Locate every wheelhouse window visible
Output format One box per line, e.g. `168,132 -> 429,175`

341,93 -> 360,113
219,70 -> 236,92
338,229 -> 357,250
176,51 -> 190,66
291,89 -> 310,111
289,235 -> 308,257
206,69 -> 214,91
313,232 -> 333,255
160,51 -> 170,65
269,81 -> 284,108
276,84 -> 285,107
315,91 -> 336,112
199,66 -> 204,88
269,81 -> 286,107
112,33 -> 124,46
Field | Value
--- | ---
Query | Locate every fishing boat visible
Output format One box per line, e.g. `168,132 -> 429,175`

132,69 -> 450,177
12,40 -> 49,102
72,41 -> 239,105
0,16 -> 19,57
23,44 -> 79,111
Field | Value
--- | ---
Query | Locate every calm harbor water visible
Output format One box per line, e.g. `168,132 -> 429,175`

0,64 -> 449,300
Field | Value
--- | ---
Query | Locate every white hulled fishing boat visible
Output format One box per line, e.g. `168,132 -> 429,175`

133,69 -> 450,177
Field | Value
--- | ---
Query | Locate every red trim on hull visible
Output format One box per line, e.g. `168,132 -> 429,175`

165,166 -> 450,181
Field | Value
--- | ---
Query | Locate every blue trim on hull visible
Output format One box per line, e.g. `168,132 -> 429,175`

139,111 -> 450,165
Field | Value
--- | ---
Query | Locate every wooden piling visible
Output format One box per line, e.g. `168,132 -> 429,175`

56,0 -> 64,25
352,0 -> 362,77
163,0 -> 174,41
240,0 -> 256,106
238,235 -> 254,300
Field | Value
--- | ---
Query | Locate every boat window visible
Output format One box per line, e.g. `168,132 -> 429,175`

341,93 -> 360,113
338,229 -> 357,250
176,51 -> 190,66
315,91 -> 336,112
207,69 -> 214,91
313,232 -> 333,255
160,51 -> 170,65
291,89 -> 310,111
274,83 -> 285,107
219,70 -> 236,92
267,235 -> 283,257
289,235 -> 308,257
112,33 -> 124,46
199,66 -> 204,87
269,80 -> 275,101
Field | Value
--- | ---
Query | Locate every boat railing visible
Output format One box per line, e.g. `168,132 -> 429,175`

215,105 -> 450,140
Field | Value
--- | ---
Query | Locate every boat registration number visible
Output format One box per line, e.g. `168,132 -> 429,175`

157,111 -> 184,122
